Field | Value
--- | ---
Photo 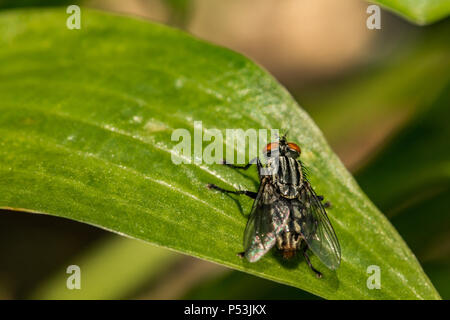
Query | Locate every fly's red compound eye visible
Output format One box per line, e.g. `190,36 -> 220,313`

264,142 -> 279,154
287,142 -> 301,154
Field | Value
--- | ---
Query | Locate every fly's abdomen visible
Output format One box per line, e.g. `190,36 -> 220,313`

276,226 -> 302,259
270,156 -> 303,198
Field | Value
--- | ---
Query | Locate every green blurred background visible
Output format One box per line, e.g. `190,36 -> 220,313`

0,0 -> 448,299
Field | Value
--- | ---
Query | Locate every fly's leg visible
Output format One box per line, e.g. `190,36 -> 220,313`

302,245 -> 323,279
209,158 -> 261,198
212,157 -> 262,259
221,157 -> 258,170
317,195 -> 332,208
207,183 -> 256,259
222,157 -> 264,181
206,184 -> 257,199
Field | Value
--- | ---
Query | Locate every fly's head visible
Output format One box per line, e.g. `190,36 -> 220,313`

263,136 -> 301,159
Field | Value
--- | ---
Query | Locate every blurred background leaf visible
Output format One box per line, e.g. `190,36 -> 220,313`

356,83 -> 450,213
164,0 -> 192,26
372,0 -> 450,25
356,83 -> 450,298
298,19 -> 450,170
0,210 -> 104,299
0,0 -> 78,8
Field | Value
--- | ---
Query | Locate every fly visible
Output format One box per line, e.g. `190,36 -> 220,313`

207,135 -> 341,278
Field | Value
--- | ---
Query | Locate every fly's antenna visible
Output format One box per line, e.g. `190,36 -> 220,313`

280,129 -> 289,143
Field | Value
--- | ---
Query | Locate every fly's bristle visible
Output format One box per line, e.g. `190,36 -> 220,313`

282,250 -> 297,260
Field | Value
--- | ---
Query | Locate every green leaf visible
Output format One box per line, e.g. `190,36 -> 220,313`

0,8 -> 439,299
372,0 -> 450,25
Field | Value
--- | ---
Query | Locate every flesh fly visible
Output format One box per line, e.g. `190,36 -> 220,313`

207,136 -> 341,278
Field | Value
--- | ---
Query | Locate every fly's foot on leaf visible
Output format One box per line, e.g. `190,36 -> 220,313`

317,195 -> 332,208
206,183 -> 220,191
302,245 -> 323,279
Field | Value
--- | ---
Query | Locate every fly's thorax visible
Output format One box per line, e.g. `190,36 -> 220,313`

267,155 -> 303,199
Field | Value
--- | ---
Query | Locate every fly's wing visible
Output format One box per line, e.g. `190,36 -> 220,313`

243,180 -> 290,262
298,181 -> 341,270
